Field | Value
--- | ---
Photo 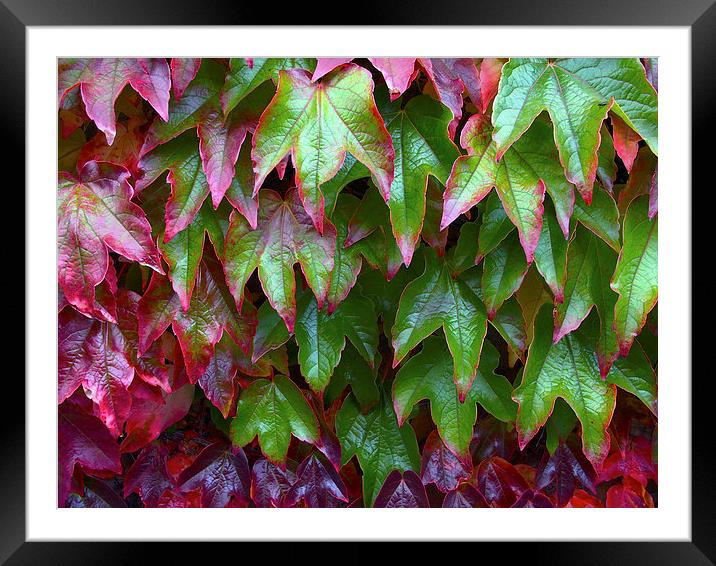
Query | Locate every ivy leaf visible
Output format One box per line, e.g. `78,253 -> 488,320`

600,434 -> 657,487
476,456 -> 530,507
229,375 -> 320,465
123,442 -> 174,507
611,114 -> 640,172
295,289 -> 378,393
512,305 -> 617,468
59,58 -> 170,144
326,194 -> 365,312
392,249 -> 488,400
534,208 -> 568,302
251,458 -> 296,507
420,431 -> 472,493
481,231 -> 529,318
442,483 -> 490,508
252,65 -> 394,233
606,342 -> 658,415
284,453 -> 349,508
120,384 -> 195,454
141,59 -> 225,155
58,162 -> 162,318
554,226 -> 620,376
196,335 -> 241,418
384,95 -> 459,265
373,470 -> 429,508
611,195 -> 658,357
535,441 -> 597,507
78,117 -> 144,181
336,389 -> 420,507
170,58 -> 202,101
222,188 -> 336,333
58,405 -> 122,506
177,442 -> 251,508
58,308 -> 133,436
573,185 -> 621,252
66,478 -> 127,508
442,114 -> 560,262
492,58 -> 614,202
324,345 -> 380,413
221,58 -> 315,116
393,336 -> 515,460
137,262 -> 256,381
369,58 -> 417,100
159,200 -> 227,311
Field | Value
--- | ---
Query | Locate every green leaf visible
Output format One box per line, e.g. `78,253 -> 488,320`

325,345 -> 380,413
220,58 -> 315,116
326,194 -> 364,313
384,95 -> 459,265
545,399 -> 578,454
606,342 -> 657,415
159,200 -> 228,311
553,226 -> 619,376
294,289 -> 378,393
611,195 -> 658,356
441,115 -> 547,262
393,336 -> 515,460
596,124 -> 617,192
222,189 -> 336,333
534,208 -> 568,302
252,64 -> 394,233
481,231 -> 529,319
476,192 -> 516,262
573,184 -> 620,252
252,300 -> 291,363
492,58 -> 615,202
229,375 -> 319,465
336,389 -> 420,507
392,249 -> 488,400
512,305 -> 617,467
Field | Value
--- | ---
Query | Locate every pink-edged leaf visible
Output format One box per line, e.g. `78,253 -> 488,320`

67,58 -> 170,145
420,431 -> 472,493
368,58 -> 417,100
171,58 -> 202,100
284,453 -> 348,508
252,65 -> 394,234
373,470 -> 429,508
196,335 -> 240,418
58,161 -> 162,318
58,307 -> 134,436
123,442 -> 174,507
250,458 -> 297,508
477,58 -> 505,113
311,58 -> 353,82
177,442 -> 251,508
222,189 -> 336,333
611,114 -> 640,172
77,118 -> 145,180
58,404 -> 122,506
600,435 -> 657,487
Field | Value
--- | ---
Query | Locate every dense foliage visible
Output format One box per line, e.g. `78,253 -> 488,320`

58,57 -> 658,508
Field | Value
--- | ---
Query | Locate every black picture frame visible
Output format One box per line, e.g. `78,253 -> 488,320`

5,0 -> 708,562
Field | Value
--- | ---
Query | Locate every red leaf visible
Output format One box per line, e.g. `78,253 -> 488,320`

476,456 -> 529,507
606,478 -> 654,508
123,442 -> 174,507
442,483 -> 490,508
600,435 -> 657,487
177,442 -> 251,507
535,442 -> 597,507
284,453 -> 348,508
58,161 -> 162,319
420,431 -> 472,494
120,383 -> 194,454
373,470 -> 429,508
611,114 -> 641,172
511,489 -> 554,508
250,458 -> 296,507
58,405 -> 121,506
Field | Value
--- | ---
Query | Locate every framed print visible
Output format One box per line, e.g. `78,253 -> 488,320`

6,0 -> 711,562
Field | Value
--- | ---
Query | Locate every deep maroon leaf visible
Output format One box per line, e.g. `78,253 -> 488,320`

373,470 -> 429,508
